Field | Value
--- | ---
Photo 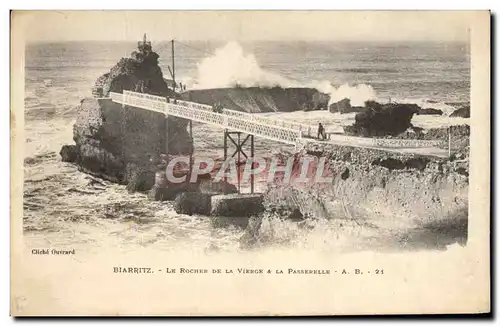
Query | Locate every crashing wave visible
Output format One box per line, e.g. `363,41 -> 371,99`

183,41 -> 379,108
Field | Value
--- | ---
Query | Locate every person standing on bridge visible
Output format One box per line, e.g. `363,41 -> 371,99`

317,123 -> 326,140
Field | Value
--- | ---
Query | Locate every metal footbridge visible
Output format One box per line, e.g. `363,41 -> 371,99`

110,90 -> 310,145
109,90 -> 446,155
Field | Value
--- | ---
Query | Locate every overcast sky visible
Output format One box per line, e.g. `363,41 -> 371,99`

14,11 -> 472,43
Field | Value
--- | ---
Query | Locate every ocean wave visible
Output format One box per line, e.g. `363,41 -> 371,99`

183,42 -> 467,108
184,42 -> 379,108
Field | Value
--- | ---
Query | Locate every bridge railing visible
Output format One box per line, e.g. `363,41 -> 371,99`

175,99 -> 314,136
117,91 -> 314,135
168,103 -> 301,144
111,91 -> 444,149
112,91 -> 301,145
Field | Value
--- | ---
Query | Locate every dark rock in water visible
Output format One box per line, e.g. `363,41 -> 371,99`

210,194 -> 264,228
60,145 -> 79,163
181,86 -> 329,113
329,98 -> 349,113
71,98 -> 164,183
329,98 -> 366,114
264,203 -> 305,221
65,44 -> 193,188
418,108 -> 443,115
211,194 -> 264,217
148,170 -> 198,201
450,106 -> 470,118
211,215 -> 250,229
445,101 -> 469,108
174,192 -> 214,215
148,186 -> 185,201
125,163 -> 155,193
345,101 -> 420,137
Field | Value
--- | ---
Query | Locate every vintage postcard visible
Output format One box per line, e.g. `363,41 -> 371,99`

10,10 -> 490,316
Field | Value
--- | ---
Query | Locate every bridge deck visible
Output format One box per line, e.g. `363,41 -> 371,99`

109,90 -> 447,156
110,91 -> 301,145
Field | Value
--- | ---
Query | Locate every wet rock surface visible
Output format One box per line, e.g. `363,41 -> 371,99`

237,142 -> 469,249
450,105 -> 470,118
417,108 -> 443,115
211,194 -> 264,217
125,163 -> 156,193
59,145 -> 79,163
344,101 -> 421,137
174,192 -> 214,216
181,86 -> 329,112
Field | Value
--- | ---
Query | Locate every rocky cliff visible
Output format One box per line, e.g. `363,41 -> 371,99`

450,105 -> 470,118
329,98 -> 445,116
61,46 -> 193,187
241,143 -> 469,249
344,101 -> 421,137
181,86 -> 329,112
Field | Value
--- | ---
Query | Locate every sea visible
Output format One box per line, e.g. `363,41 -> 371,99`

23,40 -> 470,254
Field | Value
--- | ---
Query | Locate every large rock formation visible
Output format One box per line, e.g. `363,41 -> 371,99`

181,86 -> 329,112
174,192 -> 214,216
62,40 -> 194,188
450,105 -> 470,118
344,101 -> 421,137
240,144 -> 469,249
417,108 -> 443,115
329,98 -> 366,114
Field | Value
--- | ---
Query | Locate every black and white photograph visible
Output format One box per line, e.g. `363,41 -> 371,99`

10,10 -> 490,316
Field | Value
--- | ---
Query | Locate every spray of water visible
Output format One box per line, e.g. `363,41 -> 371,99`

186,42 -> 379,107
192,42 -> 298,89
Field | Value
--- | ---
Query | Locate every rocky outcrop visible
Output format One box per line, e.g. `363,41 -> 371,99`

417,108 -> 443,115
59,145 -> 79,163
344,101 -> 421,137
70,98 -> 165,185
330,100 -> 445,116
240,143 -> 468,248
450,105 -> 470,118
174,192 -> 214,215
329,98 -> 366,114
94,49 -> 177,98
181,86 -> 329,112
62,46 -> 193,188
211,194 -> 264,217
125,163 -> 156,193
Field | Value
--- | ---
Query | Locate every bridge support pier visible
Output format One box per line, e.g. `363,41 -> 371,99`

223,130 -> 255,194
